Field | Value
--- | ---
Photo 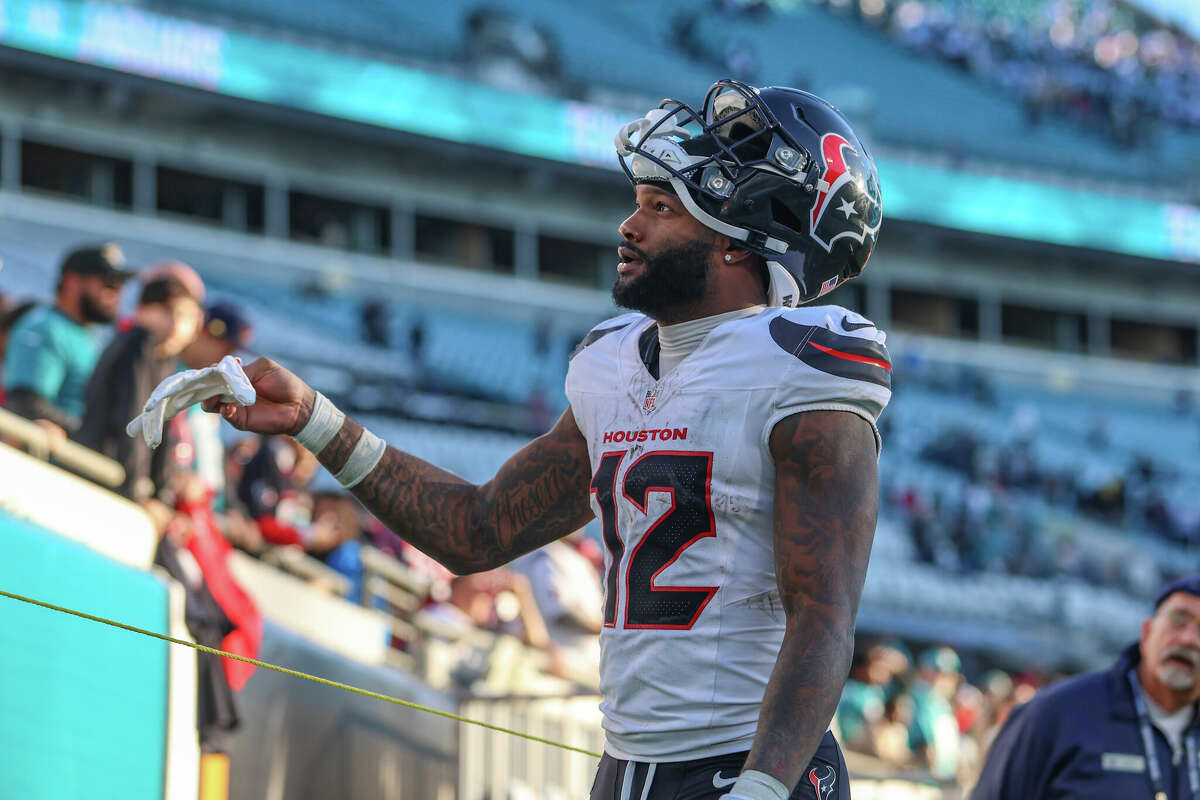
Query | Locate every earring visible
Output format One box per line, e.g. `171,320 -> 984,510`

724,254 -> 732,262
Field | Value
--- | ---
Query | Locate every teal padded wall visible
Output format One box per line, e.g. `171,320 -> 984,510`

0,510 -> 169,800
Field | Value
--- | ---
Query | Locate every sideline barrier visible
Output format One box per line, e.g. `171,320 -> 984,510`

0,509 -> 184,799
0,428 -> 154,569
0,439 -> 199,799
458,696 -> 954,799
227,621 -> 459,800
459,696 -> 604,800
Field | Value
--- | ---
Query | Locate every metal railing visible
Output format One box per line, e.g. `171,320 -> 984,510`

0,406 -> 124,488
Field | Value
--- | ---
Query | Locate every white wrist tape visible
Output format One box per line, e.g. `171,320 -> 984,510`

294,392 -> 344,454
334,428 -> 387,489
724,770 -> 790,800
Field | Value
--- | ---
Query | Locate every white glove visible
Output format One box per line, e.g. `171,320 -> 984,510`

126,355 -> 256,448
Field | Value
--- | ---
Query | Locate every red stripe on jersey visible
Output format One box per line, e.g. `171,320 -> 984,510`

808,341 -> 892,370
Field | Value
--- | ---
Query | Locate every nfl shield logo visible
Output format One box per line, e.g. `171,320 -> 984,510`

642,388 -> 657,414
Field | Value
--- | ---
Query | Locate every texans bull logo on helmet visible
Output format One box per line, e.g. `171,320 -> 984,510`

807,765 -> 838,799
808,133 -> 882,254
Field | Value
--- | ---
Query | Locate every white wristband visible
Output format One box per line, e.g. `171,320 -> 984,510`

724,770 -> 790,800
294,392 -> 344,454
334,428 -> 387,488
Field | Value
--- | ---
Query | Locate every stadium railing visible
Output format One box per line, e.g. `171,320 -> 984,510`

459,696 -> 949,799
0,405 -> 126,489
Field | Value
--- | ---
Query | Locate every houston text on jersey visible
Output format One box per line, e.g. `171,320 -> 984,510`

601,427 -> 689,444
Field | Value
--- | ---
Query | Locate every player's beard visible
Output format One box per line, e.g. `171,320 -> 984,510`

80,288 -> 117,324
611,238 -> 713,319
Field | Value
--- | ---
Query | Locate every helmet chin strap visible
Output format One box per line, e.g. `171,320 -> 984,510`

765,261 -> 801,308
665,176 -> 789,255
667,177 -> 747,240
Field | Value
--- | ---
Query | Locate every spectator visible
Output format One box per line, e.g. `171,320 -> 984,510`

219,436 -> 266,554
511,530 -> 604,681
837,641 -> 911,755
168,470 -> 263,690
874,692 -> 919,767
0,300 -> 37,407
76,273 -> 203,499
837,649 -> 888,753
3,244 -> 135,434
308,491 -> 368,600
179,301 -> 254,507
428,567 -> 551,650
234,435 -> 323,548
972,575 -> 1200,799
408,316 -> 425,363
360,298 -> 390,347
141,260 -> 206,306
910,646 -> 964,781
403,539 -> 551,679
146,491 -> 248,767
863,0 -> 1200,140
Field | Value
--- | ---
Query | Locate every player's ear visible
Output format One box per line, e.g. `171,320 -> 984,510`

721,245 -> 755,267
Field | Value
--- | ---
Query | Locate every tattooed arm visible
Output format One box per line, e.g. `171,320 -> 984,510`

206,358 -> 595,574
742,409 -> 879,789
320,409 -> 594,573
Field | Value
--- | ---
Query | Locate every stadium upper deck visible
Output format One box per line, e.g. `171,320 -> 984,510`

142,0 -> 1200,188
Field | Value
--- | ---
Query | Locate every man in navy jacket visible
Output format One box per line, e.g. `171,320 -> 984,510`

973,576 -> 1200,799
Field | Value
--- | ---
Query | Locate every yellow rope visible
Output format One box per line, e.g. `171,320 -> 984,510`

0,587 -> 602,760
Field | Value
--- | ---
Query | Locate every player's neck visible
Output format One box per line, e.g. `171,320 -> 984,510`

652,291 -> 768,326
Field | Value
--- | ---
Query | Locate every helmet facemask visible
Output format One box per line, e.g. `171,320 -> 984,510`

615,79 -> 881,308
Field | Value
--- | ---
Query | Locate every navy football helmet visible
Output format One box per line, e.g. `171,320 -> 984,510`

615,79 -> 881,307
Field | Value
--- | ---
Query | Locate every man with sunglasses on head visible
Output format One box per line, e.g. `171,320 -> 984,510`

205,79 -> 888,800
3,244 -> 135,436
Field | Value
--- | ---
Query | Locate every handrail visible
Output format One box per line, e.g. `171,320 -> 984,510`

0,406 -> 125,488
260,545 -> 353,597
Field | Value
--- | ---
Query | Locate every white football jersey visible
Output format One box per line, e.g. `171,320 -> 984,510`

565,304 -> 891,762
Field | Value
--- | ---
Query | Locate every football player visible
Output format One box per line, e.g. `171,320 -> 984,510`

206,79 -> 888,800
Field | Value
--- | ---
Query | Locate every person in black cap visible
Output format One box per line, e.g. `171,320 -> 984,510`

181,301 -> 253,370
2,243 -> 136,433
972,575 -> 1200,799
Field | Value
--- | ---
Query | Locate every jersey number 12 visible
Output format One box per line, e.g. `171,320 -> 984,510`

590,451 -> 718,630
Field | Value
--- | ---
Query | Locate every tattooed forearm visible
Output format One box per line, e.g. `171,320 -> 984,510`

744,409 -> 879,788
314,409 -> 595,574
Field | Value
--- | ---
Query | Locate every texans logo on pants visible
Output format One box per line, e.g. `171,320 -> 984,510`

807,765 -> 837,800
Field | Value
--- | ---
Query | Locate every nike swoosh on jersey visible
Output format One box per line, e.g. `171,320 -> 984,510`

769,316 -> 891,389
712,771 -> 739,789
840,316 -> 874,331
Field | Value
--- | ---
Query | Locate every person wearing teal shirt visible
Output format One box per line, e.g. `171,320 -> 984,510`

3,244 -> 135,432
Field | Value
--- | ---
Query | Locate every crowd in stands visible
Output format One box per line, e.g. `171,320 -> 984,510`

879,365 -> 1197,597
835,639 -> 1051,786
817,0 -> 1200,143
